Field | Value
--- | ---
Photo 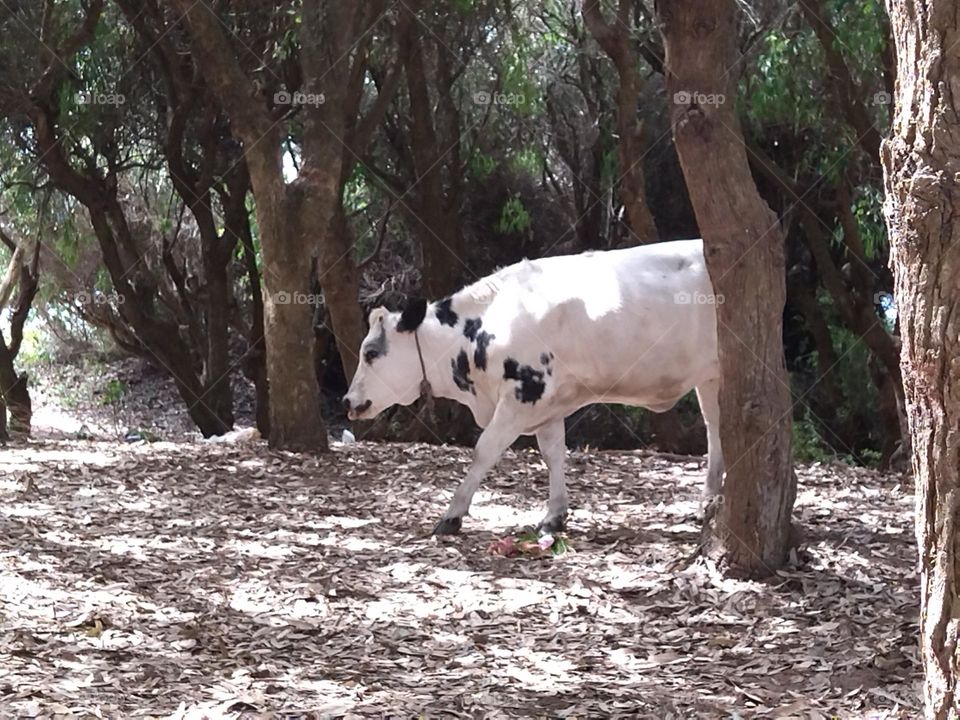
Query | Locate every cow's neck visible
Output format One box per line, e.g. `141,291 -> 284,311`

417,315 -> 486,411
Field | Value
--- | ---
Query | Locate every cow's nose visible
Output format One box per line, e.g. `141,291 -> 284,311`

342,397 -> 352,412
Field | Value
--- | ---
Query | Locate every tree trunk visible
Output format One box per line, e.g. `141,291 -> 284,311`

320,204 -> 366,381
882,1 -> 960,715
788,274 -> 845,433
402,22 -> 466,298
870,354 -> 904,470
583,0 -> 659,244
172,0 -> 332,450
199,240 -> 235,432
255,167 -> 328,452
658,0 -> 796,576
238,213 -> 270,437
0,234 -> 39,437
0,339 -> 30,435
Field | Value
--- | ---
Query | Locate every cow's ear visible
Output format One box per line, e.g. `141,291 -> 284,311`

368,307 -> 388,326
397,297 -> 427,333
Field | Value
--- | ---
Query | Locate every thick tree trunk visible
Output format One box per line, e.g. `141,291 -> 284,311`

402,23 -> 466,298
172,0 -> 333,450
199,241 -> 235,432
616,93 -> 659,244
238,214 -> 270,437
320,204 -> 366,381
0,235 -> 38,436
659,0 -> 796,575
583,0 -> 659,244
0,340 -> 30,435
882,1 -> 960,716
254,165 -> 328,452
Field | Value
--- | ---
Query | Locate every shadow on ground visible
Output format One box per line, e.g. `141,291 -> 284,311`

0,439 -> 919,718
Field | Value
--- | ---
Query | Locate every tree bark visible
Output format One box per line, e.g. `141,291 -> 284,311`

582,0 -> 659,244
319,202 -> 365,381
748,143 -> 908,456
398,16 -> 467,297
658,0 -> 796,576
239,222 -> 270,438
788,272 -> 847,439
882,1 -> 960,716
0,233 -> 39,436
171,0 -> 329,450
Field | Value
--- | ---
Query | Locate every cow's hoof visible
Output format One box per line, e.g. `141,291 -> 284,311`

537,512 -> 567,535
432,516 -> 463,535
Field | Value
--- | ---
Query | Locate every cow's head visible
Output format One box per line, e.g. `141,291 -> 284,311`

342,298 -> 428,421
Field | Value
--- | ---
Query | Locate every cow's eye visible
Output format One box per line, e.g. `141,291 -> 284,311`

364,349 -> 379,364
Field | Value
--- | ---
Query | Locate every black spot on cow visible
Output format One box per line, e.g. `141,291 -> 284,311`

435,297 -> 459,327
463,317 -> 482,341
474,330 -> 494,371
540,351 -> 554,375
502,358 -> 546,404
451,349 -> 475,394
677,258 -> 689,271
363,326 -> 388,364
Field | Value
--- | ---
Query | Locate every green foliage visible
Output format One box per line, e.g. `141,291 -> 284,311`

448,0 -> 478,13
744,0 -> 890,177
600,143 -> 619,185
792,413 -> 834,463
827,0 -> 890,118
500,14 -> 543,116
17,326 -> 51,368
747,30 -> 825,133
343,163 -> 373,214
469,153 -> 497,181
495,194 -> 531,234
851,186 -> 887,259
516,529 -> 570,556
101,378 -> 126,406
859,448 -> 883,467
509,148 -> 542,176
830,323 -> 877,414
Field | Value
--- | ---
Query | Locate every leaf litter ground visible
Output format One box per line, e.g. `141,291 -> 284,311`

0,438 -> 919,718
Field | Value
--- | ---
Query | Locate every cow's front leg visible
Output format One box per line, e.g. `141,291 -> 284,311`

536,418 -> 567,534
433,406 -> 523,535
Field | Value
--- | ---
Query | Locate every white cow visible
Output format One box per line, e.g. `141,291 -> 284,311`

343,238 -> 724,534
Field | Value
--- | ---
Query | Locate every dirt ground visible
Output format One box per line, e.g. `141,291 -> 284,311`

0,433 -> 919,719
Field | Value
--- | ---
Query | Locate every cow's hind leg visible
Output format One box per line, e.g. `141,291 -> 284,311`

434,405 -> 523,535
536,418 -> 568,534
695,377 -> 725,498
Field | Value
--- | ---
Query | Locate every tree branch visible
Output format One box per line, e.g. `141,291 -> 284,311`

800,0 -> 882,163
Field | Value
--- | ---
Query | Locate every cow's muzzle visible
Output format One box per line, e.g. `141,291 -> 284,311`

344,397 -> 371,420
